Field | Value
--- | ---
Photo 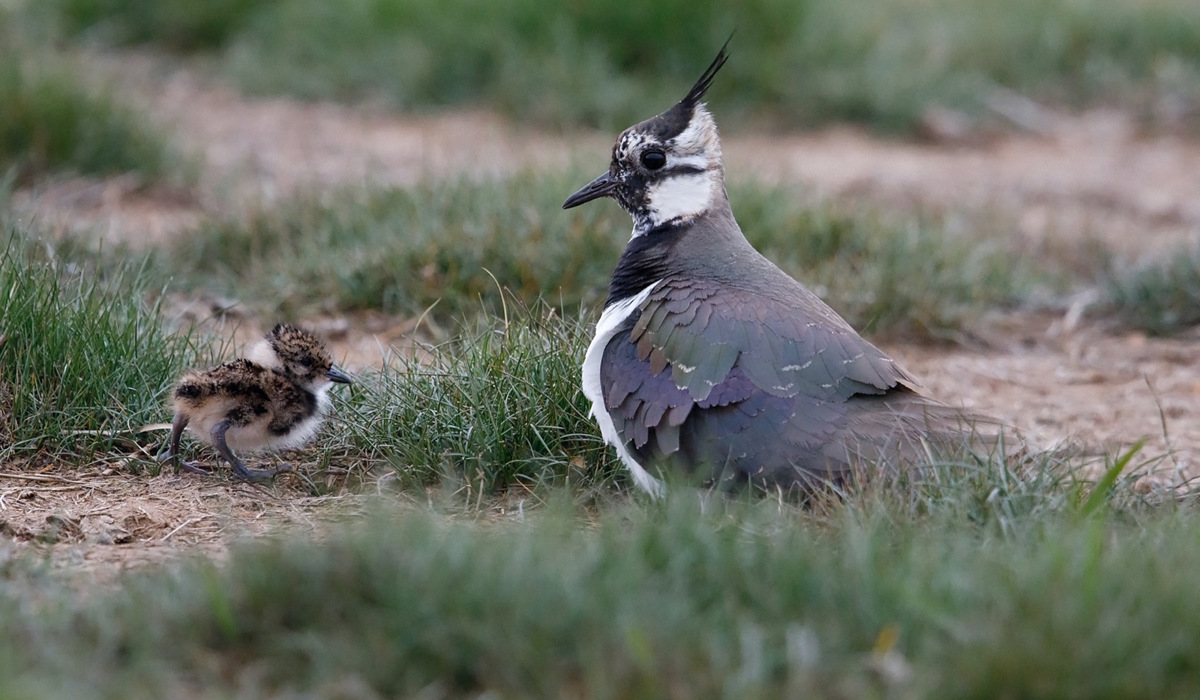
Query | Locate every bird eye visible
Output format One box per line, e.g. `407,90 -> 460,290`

640,149 -> 666,170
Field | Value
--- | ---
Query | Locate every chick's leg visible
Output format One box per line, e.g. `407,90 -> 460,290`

210,419 -> 291,481
156,413 -> 210,474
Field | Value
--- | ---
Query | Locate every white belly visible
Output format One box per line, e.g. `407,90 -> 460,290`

187,388 -> 331,453
581,281 -> 665,497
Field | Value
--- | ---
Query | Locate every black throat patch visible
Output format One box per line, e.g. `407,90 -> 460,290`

606,223 -> 686,305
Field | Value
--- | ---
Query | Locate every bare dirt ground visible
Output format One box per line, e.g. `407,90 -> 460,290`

0,464 -> 364,581
7,54 -> 1200,577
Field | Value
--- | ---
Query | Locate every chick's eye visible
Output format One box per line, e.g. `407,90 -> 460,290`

640,150 -> 666,170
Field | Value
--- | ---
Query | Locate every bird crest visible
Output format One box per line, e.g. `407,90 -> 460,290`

564,38 -> 734,234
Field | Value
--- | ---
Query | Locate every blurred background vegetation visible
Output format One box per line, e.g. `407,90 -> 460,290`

15,0 -> 1200,130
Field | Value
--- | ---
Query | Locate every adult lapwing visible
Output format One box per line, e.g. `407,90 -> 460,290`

564,44 -> 1005,496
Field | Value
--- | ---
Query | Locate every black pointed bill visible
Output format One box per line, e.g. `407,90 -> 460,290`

326,366 -> 353,384
562,172 -> 618,209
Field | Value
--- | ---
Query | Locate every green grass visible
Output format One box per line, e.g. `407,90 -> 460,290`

330,303 -> 622,496
2,449 -> 1195,699
162,172 -> 623,320
33,0 -> 274,51
0,40 -> 179,183
31,0 -> 1200,130
1105,243 -> 1200,336
161,172 -> 1053,341
0,228 -> 208,460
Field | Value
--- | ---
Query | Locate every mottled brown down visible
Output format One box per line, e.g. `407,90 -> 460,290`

159,324 -> 352,481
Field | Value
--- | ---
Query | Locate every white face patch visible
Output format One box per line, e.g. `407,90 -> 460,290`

612,104 -> 726,236
643,171 -> 717,230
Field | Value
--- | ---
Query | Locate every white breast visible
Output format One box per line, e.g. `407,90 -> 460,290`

581,281 -> 665,497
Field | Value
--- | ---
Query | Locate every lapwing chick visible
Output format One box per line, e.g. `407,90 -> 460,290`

564,42 -> 1008,497
158,324 -> 353,481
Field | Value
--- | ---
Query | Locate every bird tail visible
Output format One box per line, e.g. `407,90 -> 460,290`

826,393 -> 1049,482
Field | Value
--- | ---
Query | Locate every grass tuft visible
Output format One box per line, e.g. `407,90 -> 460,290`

1105,243 -> 1200,335
327,302 -> 623,495
0,228 -> 208,460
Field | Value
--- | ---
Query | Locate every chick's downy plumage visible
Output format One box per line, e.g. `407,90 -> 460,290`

159,324 -> 352,481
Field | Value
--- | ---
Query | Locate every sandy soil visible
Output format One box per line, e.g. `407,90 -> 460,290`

0,460 -> 369,580
7,54 -> 1200,577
